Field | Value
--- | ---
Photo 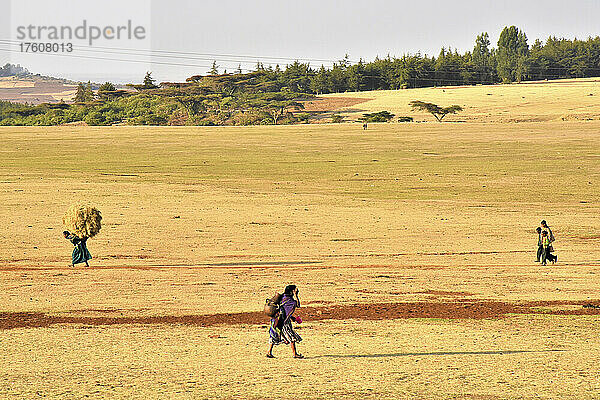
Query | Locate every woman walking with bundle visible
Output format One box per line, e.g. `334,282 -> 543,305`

62,203 -> 101,268
63,231 -> 92,267
267,285 -> 303,359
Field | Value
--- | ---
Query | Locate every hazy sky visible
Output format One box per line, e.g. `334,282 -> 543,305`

1,0 -> 599,83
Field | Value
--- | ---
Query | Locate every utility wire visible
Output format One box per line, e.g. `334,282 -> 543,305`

0,38 -> 354,65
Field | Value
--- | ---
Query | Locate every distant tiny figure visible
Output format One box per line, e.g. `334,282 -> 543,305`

362,122 -> 368,130
541,230 -> 556,265
63,231 -> 91,267
541,220 -> 555,243
267,285 -> 303,359
540,220 -> 557,264
535,227 -> 543,262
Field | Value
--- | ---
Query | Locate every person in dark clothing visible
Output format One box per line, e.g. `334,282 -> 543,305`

535,227 -> 543,262
541,220 -> 555,243
539,220 -> 557,264
267,285 -> 303,359
541,230 -> 557,265
63,231 -> 91,267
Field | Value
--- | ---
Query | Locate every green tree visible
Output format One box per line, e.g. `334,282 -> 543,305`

346,60 -> 366,91
249,93 -> 304,124
73,83 -> 87,102
143,72 -> 158,89
74,82 -> 95,102
97,82 -> 116,100
209,61 -> 219,75
409,100 -> 463,122
359,111 -> 395,122
310,65 -> 329,94
98,82 -> 116,92
496,26 -> 529,82
281,61 -> 313,92
472,32 -> 496,84
84,82 -> 95,101
331,114 -> 344,123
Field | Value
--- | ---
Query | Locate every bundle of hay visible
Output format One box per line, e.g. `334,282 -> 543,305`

62,204 -> 102,238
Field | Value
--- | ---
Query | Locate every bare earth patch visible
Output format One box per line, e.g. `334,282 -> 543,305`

301,96 -> 372,112
2,299 -> 599,330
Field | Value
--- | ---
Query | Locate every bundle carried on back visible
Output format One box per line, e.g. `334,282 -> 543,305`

264,293 -> 283,317
62,203 -> 102,238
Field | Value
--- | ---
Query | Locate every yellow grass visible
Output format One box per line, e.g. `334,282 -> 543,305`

49,89 -> 78,101
1,80 -> 600,399
326,77 -> 600,122
0,77 -> 35,88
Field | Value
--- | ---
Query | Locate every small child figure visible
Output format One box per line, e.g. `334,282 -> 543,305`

541,230 -> 557,265
535,227 -> 543,262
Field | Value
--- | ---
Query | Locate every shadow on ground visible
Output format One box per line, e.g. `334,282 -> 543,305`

311,349 -> 566,359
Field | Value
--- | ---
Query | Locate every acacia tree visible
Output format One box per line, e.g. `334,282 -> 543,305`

263,99 -> 304,124
409,100 -> 463,122
249,93 -> 304,124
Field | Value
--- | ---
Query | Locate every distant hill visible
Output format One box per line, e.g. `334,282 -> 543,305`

0,75 -> 77,104
0,63 -> 81,104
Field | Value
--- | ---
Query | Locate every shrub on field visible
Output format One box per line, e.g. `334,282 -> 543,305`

331,114 -> 344,123
296,113 -> 310,123
359,111 -> 395,123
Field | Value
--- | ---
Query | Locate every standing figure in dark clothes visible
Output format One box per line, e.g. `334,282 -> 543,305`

63,231 -> 91,267
535,227 -> 543,262
541,230 -> 557,265
541,220 -> 555,243
362,122 -> 368,130
540,220 -> 557,264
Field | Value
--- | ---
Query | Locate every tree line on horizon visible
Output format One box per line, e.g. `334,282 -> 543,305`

2,26 -> 600,126
226,26 -> 600,93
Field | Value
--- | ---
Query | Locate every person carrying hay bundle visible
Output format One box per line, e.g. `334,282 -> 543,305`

62,204 -> 102,267
63,231 -> 92,267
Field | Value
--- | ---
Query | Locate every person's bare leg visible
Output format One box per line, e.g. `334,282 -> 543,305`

267,343 -> 275,358
291,342 -> 303,358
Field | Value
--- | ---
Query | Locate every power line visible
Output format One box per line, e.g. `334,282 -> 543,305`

0,46 -> 256,72
0,38 -> 353,65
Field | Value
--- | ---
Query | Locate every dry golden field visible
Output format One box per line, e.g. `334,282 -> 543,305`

1,81 -> 600,399
326,77 -> 600,123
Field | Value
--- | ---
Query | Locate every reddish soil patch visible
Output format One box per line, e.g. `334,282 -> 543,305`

416,290 -> 474,297
2,299 -> 600,330
301,97 -> 372,112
